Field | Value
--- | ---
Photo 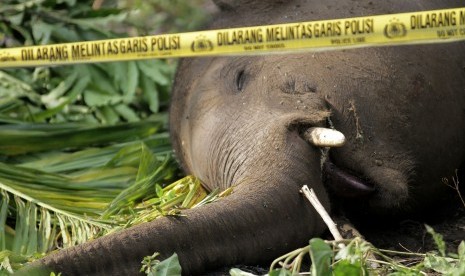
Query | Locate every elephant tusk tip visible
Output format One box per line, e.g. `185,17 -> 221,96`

304,127 -> 346,147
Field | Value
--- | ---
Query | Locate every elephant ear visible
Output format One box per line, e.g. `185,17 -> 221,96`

212,0 -> 289,12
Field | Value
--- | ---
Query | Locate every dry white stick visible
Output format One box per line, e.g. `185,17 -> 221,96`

301,185 -> 343,241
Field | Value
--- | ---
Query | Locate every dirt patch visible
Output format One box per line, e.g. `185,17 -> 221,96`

356,199 -> 465,255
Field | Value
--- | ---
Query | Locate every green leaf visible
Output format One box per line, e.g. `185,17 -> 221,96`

31,20 -> 53,44
102,145 -> 173,218
72,13 -> 127,32
457,241 -> 465,260
41,71 -> 79,108
0,250 -> 28,273
425,225 -> 446,257
96,106 -> 120,124
111,61 -> 139,103
0,70 -> 41,105
0,120 -> 161,155
83,89 -> 122,108
137,60 -> 169,85
114,104 -> 139,122
125,61 -> 139,102
155,184 -> 164,198
309,238 -> 332,276
149,253 -> 181,276
50,24 -> 81,42
7,12 -> 25,26
424,254 -> 455,274
87,65 -> 119,96
332,259 -> 362,276
141,73 -> 159,113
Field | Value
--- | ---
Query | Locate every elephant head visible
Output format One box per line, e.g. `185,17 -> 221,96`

20,0 -> 465,275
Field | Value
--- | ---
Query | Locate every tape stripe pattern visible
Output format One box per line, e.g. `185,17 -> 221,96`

0,7 -> 464,68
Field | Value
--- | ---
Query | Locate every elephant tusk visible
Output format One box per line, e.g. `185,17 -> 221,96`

304,127 -> 346,147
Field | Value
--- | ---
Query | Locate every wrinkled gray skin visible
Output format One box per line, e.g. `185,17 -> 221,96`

21,0 -> 465,275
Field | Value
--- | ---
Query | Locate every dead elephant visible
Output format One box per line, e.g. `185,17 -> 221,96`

20,0 -> 465,275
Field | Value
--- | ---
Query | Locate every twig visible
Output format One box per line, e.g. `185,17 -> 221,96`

301,185 -> 343,241
378,248 -> 426,257
442,169 -> 465,208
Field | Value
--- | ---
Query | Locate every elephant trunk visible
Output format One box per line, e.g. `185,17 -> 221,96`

20,166 -> 327,275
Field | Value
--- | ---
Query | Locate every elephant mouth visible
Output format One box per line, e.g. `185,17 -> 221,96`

322,159 -> 375,198
296,125 -> 375,198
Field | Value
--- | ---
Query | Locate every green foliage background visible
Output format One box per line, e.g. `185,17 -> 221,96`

0,0 -> 207,273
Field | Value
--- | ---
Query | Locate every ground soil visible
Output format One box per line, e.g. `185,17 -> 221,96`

356,200 -> 465,256
349,169 -> 465,256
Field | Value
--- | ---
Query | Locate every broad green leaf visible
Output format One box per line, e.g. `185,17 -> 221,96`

86,65 -> 119,96
0,97 -> 21,114
137,60 -> 169,86
425,225 -> 446,257
96,105 -> 119,124
0,71 -> 41,104
333,259 -> 362,276
148,253 -> 181,276
72,13 -> 128,31
31,20 -> 53,44
458,241 -> 465,261
423,254 -> 455,274
83,89 -> 122,108
334,238 -> 371,265
124,61 -> 139,103
114,104 -> 139,122
141,73 -> 159,113
112,61 -> 138,103
0,120 -> 162,155
59,73 -> 90,101
7,12 -> 24,26
31,100 -> 71,123
155,184 -> 164,198
309,238 -> 332,276
50,24 -> 81,42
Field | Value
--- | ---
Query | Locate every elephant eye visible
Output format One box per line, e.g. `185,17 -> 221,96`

235,70 -> 246,92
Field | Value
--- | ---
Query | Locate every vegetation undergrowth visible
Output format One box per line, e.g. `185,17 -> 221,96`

140,224 -> 465,276
0,1 -> 464,276
0,0 -> 207,274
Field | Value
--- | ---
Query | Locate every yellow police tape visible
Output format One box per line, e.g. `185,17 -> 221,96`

1,7 -> 465,68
